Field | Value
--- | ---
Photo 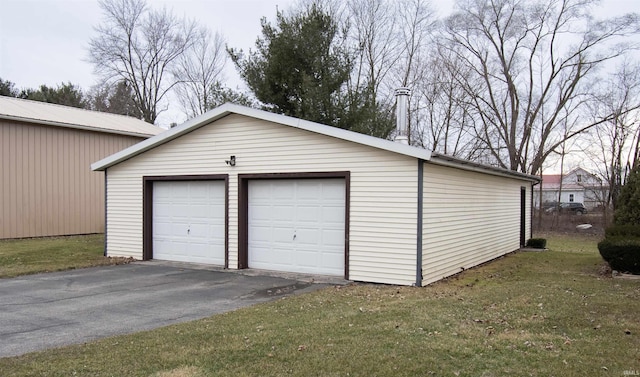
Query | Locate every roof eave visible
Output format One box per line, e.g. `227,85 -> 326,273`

0,114 -> 157,138
92,108 -> 234,171
429,152 -> 541,182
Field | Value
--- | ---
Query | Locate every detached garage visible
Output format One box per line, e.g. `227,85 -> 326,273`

92,102 -> 538,286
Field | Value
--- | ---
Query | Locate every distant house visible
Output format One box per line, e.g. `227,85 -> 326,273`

534,167 -> 608,210
0,96 -> 163,239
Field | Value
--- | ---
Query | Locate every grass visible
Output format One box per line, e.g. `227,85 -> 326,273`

0,234 -> 130,278
1,233 -> 639,376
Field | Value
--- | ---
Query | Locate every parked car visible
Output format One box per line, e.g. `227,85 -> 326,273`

542,201 -> 560,212
546,202 -> 587,215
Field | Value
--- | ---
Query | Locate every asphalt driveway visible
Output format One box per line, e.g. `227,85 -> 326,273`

0,263 -> 330,358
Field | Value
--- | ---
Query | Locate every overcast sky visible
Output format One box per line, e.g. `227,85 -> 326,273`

1,0 -> 639,127
1,0 -> 298,91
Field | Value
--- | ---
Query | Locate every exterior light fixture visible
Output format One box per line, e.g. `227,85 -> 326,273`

226,155 -> 236,166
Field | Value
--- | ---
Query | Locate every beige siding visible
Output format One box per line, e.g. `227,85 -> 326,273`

0,120 -> 144,239
421,163 -> 528,285
106,114 -> 418,285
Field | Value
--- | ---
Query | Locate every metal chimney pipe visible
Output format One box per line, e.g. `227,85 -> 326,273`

394,87 -> 410,144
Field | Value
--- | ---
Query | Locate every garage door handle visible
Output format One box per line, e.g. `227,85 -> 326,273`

187,228 -> 190,235
293,234 -> 296,240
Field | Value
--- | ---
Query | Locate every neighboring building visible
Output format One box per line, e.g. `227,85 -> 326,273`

92,103 -> 538,286
0,96 -> 164,239
534,167 -> 608,210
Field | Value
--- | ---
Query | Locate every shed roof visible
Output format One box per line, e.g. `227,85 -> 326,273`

91,103 -> 539,182
0,96 -> 163,138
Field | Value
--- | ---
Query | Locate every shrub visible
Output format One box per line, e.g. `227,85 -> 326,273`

526,238 -> 547,249
598,238 -> 640,274
605,224 -> 640,238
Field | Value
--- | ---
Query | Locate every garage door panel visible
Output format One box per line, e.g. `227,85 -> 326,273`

189,223 -> 210,235
297,206 -> 320,222
188,205 -> 214,219
322,229 -> 345,246
296,228 -> 319,244
160,223 -> 189,237
154,205 -> 172,217
153,184 -> 172,198
189,183 -> 208,196
296,182 -> 320,197
323,206 -> 345,222
323,184 -> 344,198
274,206 -> 295,220
209,224 -> 225,238
249,226 -> 272,243
274,227 -> 294,243
296,250 -> 319,266
153,181 -> 225,265
251,246 -> 288,264
248,179 -> 345,276
272,182 -> 295,198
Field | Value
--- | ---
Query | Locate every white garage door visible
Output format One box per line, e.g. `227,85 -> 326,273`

248,179 -> 345,276
153,181 -> 225,265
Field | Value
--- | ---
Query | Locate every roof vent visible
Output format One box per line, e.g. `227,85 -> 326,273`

394,87 -> 410,144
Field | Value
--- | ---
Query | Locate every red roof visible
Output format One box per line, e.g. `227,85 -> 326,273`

542,174 -> 562,184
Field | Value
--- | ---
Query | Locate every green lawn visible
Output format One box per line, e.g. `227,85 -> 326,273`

0,234 -> 130,278
1,234 -> 639,376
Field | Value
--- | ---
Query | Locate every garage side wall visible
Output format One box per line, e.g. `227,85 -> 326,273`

421,163 -> 530,285
105,114 -> 418,285
1,120 -> 143,239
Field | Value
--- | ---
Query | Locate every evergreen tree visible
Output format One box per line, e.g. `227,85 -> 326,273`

90,81 -> 143,118
207,82 -> 255,109
20,83 -> 86,108
614,164 -> 640,226
229,4 -> 352,128
0,78 -> 19,97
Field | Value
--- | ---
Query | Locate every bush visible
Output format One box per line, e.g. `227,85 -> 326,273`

598,238 -> 640,274
526,238 -> 547,249
605,224 -> 640,238
614,164 -> 640,226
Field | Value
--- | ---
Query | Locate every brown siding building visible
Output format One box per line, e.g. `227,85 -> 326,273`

0,96 -> 163,239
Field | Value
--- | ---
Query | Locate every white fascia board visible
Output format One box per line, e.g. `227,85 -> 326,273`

92,103 -> 432,171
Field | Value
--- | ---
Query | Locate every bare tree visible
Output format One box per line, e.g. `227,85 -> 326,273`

585,61 -> 640,207
348,0 -> 400,101
173,28 -> 227,118
444,0 -> 640,174
392,0 -> 437,145
411,42 -> 480,157
342,0 -> 439,142
88,0 -> 198,124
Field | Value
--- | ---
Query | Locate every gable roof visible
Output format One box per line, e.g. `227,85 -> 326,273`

0,96 -> 163,138
540,167 -> 605,190
542,174 -> 562,184
91,103 -> 539,183
92,103 -> 431,170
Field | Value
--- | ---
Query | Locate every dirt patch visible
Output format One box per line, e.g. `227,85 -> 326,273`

106,256 -> 135,265
151,366 -> 206,377
597,263 -> 612,278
